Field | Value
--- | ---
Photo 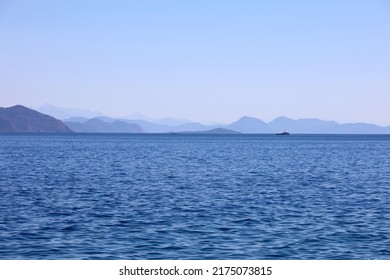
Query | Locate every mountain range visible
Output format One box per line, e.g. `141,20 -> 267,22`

62,112 -> 390,134
1,104 -> 389,134
65,118 -> 144,133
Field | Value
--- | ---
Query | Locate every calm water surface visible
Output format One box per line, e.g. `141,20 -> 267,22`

1,134 -> 390,259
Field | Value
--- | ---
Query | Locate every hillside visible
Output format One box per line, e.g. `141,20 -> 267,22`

0,105 -> 72,132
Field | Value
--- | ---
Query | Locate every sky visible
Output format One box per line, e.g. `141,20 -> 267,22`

0,0 -> 389,125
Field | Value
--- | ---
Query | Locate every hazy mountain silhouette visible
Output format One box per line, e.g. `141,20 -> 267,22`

268,116 -> 389,134
64,114 -> 390,134
178,128 -> 241,134
132,119 -> 219,133
339,123 -> 388,134
227,116 -> 271,133
124,112 -> 192,126
0,105 -> 72,132
63,117 -> 89,123
269,116 -> 340,134
96,117 -> 217,133
37,104 -> 105,120
26,104 -> 390,134
65,118 -> 143,133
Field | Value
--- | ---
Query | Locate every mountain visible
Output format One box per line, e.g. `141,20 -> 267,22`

268,116 -> 389,134
63,117 -> 89,123
122,119 -> 170,133
37,104 -> 105,120
0,105 -> 72,132
65,118 -> 143,133
227,116 -> 271,133
267,116 -> 296,132
339,123 -> 387,134
66,117 -> 220,133
124,113 -> 192,126
121,119 -> 215,133
269,116 -> 340,134
61,115 -> 211,133
64,116 -> 168,132
178,128 -> 241,134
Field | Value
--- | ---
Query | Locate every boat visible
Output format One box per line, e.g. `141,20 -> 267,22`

276,130 -> 290,135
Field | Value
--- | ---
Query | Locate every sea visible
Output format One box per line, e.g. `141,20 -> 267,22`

1,133 -> 390,259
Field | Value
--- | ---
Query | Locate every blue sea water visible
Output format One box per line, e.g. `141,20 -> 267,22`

0,133 -> 390,259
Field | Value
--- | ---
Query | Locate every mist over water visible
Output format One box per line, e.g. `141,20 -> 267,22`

1,134 -> 390,259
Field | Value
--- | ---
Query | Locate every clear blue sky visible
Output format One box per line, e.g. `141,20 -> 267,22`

1,0 -> 389,125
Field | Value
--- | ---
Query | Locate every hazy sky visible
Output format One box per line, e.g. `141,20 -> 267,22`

1,0 -> 389,125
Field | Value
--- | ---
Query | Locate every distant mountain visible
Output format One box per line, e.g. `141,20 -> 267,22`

65,118 -> 143,133
179,128 -> 241,134
0,105 -> 72,132
121,119 -> 215,133
124,113 -> 192,126
339,123 -> 388,134
268,116 -> 390,134
63,117 -> 89,123
65,116 -> 171,133
61,115 -> 209,133
37,104 -> 105,120
123,119 -> 171,133
269,116 -> 340,134
227,116 -> 271,133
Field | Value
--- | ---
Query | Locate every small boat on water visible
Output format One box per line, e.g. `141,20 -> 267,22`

276,130 -> 290,135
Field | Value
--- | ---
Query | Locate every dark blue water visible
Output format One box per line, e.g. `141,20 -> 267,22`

1,133 -> 390,259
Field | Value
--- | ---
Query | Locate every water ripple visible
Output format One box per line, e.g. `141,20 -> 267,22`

1,134 -> 390,259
